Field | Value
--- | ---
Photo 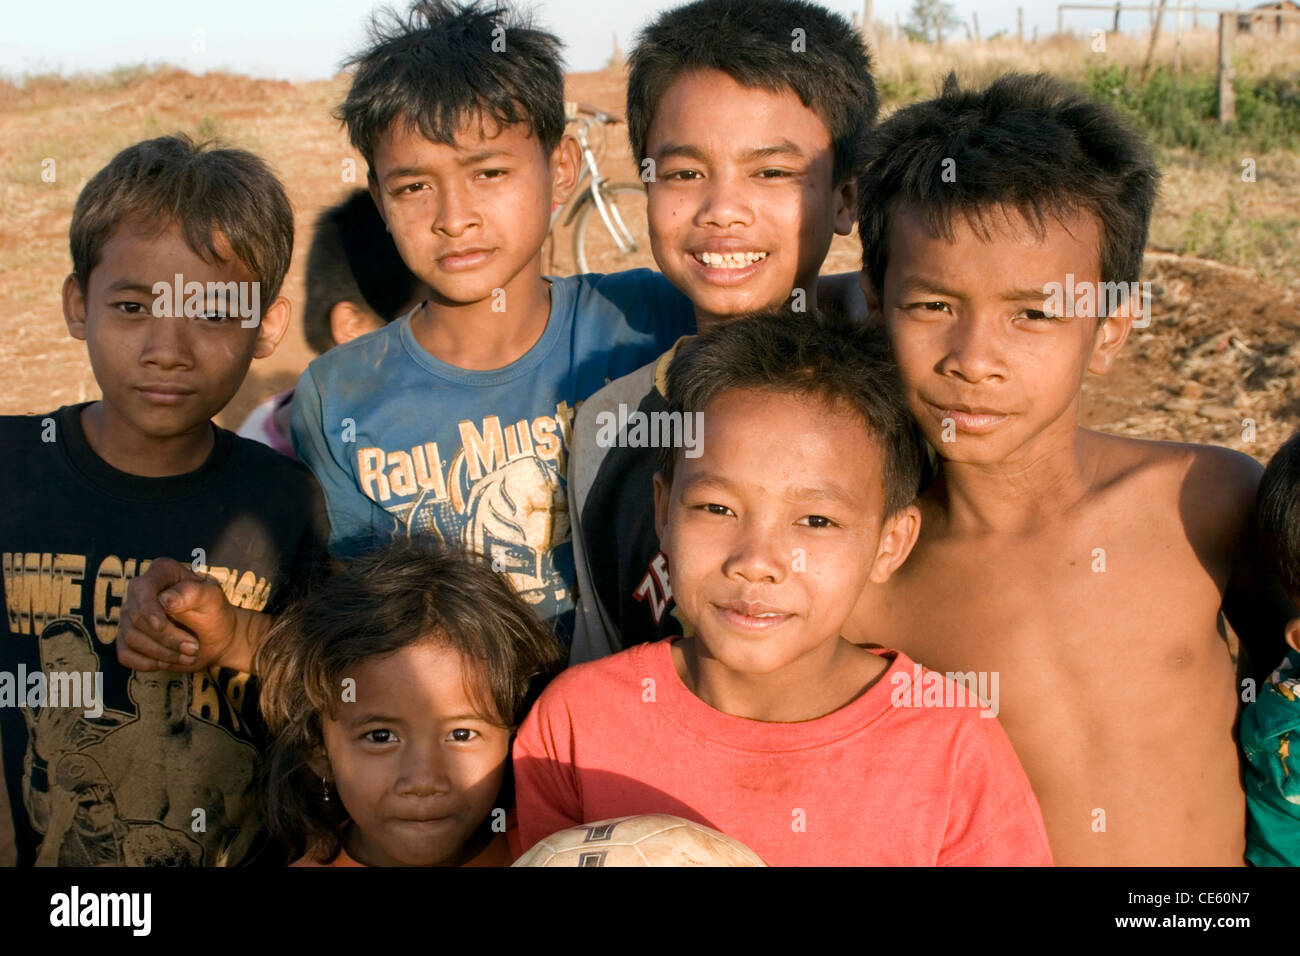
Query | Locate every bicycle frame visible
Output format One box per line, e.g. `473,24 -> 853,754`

551,121 -> 641,256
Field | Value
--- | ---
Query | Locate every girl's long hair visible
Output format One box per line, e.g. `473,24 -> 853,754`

255,537 -> 564,863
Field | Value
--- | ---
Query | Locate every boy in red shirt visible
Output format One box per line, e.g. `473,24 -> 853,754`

511,308 -> 1053,866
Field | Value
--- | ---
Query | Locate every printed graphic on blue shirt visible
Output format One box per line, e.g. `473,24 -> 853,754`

292,271 -> 696,640
357,402 -> 578,617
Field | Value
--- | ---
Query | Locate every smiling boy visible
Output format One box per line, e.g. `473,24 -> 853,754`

513,309 -> 1053,866
568,0 -> 872,663
0,134 -> 329,866
846,73 -> 1297,865
286,0 -> 696,641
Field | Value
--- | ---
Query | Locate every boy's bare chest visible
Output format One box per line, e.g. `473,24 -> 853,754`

873,516 -> 1231,692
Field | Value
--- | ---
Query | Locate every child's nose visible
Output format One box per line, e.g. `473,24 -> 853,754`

722,519 -> 786,585
140,316 -> 195,369
695,171 -> 754,231
397,743 -> 454,795
939,311 -> 1006,384
433,180 -> 479,238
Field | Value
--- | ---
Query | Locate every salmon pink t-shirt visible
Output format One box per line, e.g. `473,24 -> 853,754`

511,641 -> 1052,866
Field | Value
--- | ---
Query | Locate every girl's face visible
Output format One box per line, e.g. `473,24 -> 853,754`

319,641 -> 511,866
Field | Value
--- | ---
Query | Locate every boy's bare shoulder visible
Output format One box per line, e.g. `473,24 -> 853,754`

1087,429 -> 1261,537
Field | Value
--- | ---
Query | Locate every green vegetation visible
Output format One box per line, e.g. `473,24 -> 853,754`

1085,63 -> 1300,155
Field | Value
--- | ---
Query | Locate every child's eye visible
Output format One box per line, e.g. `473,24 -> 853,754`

695,502 -> 734,517
798,515 -> 838,529
1017,308 -> 1059,322
912,301 -> 951,313
475,169 -> 507,180
663,169 -> 702,182
755,168 -> 795,179
363,729 -> 397,744
398,182 -> 426,195
448,728 -> 480,743
115,301 -> 149,315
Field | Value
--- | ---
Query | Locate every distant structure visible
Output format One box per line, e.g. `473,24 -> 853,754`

1238,0 -> 1300,36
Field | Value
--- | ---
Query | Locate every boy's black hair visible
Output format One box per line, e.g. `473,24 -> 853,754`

302,190 -> 422,354
338,0 -> 566,172
1259,429 -> 1300,600
661,307 -> 922,517
69,134 -> 293,302
857,72 -> 1160,300
626,0 -> 877,184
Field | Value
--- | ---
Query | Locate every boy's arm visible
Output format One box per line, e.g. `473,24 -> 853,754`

116,558 -> 273,674
289,367 -> 395,558
509,689 -> 585,858
1198,447 -> 1297,683
938,718 -> 1055,867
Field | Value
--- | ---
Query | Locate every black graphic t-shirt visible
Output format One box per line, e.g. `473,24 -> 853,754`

0,404 -> 329,866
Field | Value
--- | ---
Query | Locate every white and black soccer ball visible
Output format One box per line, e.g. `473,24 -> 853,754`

512,814 -> 767,867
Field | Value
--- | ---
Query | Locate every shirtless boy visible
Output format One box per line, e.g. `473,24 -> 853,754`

847,73 -> 1297,865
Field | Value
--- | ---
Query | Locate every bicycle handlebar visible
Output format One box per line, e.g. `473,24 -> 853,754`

566,101 -> 623,124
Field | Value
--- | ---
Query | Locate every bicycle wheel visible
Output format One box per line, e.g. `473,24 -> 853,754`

571,181 -> 655,274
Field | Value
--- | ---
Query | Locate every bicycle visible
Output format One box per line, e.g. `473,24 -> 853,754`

548,103 -> 654,275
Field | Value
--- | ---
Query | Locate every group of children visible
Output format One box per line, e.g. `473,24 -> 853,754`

1,0 -> 1297,868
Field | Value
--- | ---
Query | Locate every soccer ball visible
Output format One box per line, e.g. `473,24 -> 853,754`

512,814 -> 767,867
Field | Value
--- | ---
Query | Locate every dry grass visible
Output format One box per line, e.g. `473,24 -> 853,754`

868,28 -> 1297,95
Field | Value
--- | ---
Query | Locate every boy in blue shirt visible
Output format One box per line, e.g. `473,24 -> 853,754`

1248,428 -> 1300,865
292,0 -> 696,639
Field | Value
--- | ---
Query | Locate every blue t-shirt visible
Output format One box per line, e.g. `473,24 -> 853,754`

290,270 -> 694,640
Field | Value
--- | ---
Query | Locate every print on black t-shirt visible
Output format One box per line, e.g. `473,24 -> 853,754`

0,404 -> 329,866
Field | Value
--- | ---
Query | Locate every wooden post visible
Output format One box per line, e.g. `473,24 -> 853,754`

973,10 -> 981,42
861,0 -> 876,49
1058,5 -> 1064,34
1114,1 -> 1122,32
1217,13 -> 1236,124
1018,7 -> 1025,43
1174,0 -> 1185,74
1141,0 -> 1169,79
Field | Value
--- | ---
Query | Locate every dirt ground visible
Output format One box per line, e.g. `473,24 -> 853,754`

0,65 -> 1296,460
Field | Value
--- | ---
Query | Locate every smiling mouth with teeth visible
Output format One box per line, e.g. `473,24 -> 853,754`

694,251 -> 768,268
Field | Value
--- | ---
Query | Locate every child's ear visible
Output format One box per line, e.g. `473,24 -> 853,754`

252,296 -> 291,360
305,746 -> 332,782
1088,302 -> 1133,375
329,301 -> 385,346
867,503 -> 921,584
652,470 -> 671,542
550,135 -> 582,208
63,273 -> 88,341
858,272 -> 882,322
1286,617 -> 1300,655
832,177 -> 857,237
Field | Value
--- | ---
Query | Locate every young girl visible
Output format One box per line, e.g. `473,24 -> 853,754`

255,539 -> 563,866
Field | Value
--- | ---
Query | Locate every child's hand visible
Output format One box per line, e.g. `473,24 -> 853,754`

116,557 -> 237,672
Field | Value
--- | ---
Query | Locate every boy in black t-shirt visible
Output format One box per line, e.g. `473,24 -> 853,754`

0,135 -> 329,866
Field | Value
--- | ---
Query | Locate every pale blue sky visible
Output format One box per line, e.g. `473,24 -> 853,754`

2,0 -> 1239,81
